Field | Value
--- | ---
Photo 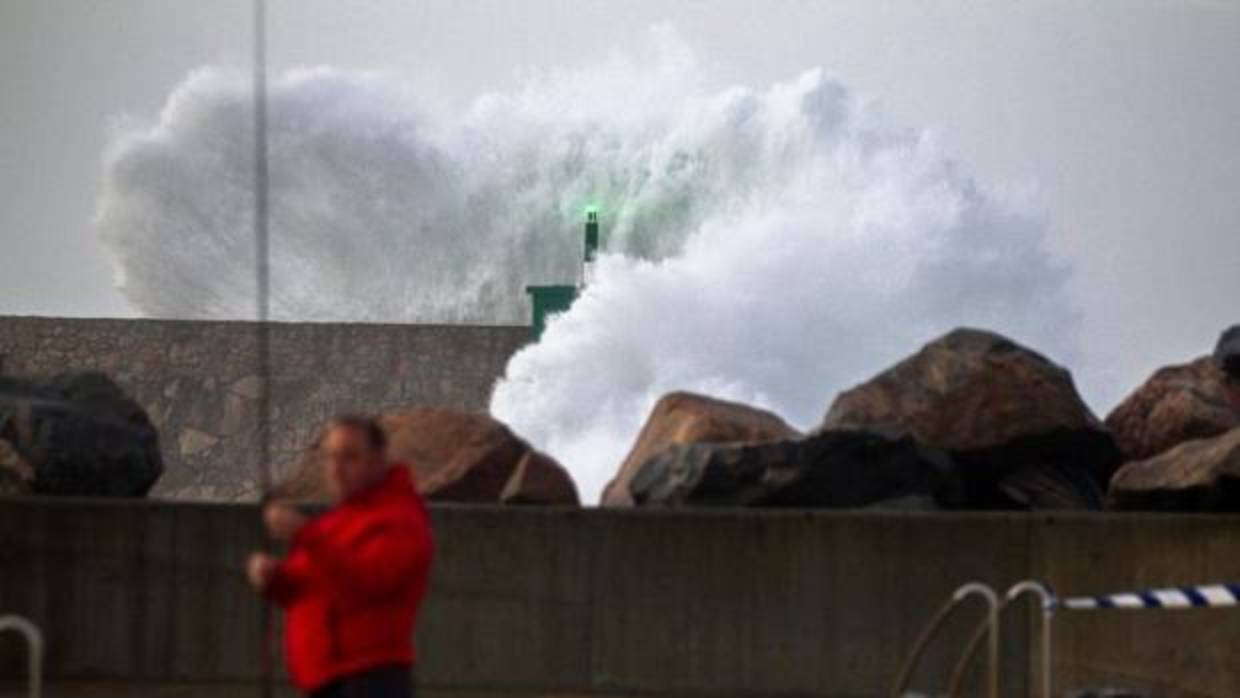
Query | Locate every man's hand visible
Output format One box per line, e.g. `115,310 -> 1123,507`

246,551 -> 279,592
264,501 -> 308,542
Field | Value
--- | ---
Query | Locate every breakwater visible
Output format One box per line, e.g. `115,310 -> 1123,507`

0,316 -> 528,500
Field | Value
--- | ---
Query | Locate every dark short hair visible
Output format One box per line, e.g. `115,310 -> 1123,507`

322,414 -> 387,453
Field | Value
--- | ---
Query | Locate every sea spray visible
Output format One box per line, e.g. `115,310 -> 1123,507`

95,31 -> 1076,502
98,31 -> 728,322
489,53 -> 1076,503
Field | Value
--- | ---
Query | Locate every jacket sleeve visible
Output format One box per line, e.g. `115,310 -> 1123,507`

294,510 -> 433,600
266,550 -> 312,607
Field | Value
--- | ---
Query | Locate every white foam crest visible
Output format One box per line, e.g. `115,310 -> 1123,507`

95,30 -> 1076,502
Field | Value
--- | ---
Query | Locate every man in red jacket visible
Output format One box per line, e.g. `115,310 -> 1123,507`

246,415 -> 434,698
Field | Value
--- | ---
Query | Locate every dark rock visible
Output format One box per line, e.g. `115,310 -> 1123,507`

1105,356 -> 1240,462
1108,427 -> 1240,512
630,429 -> 962,509
1215,324 -> 1240,378
276,408 -> 579,506
602,391 -> 800,506
822,328 -> 1116,509
0,371 -> 163,496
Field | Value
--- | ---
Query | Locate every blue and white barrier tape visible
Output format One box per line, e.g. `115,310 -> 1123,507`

1059,584 -> 1240,611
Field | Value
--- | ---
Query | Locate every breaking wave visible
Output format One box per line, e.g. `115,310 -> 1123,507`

96,29 -> 1077,501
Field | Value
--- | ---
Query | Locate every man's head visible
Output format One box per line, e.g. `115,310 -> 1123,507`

320,415 -> 389,501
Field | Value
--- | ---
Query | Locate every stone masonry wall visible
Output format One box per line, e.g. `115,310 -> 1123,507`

0,316 -> 529,500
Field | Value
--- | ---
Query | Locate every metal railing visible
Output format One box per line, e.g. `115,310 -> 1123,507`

0,614 -> 43,698
889,581 -> 1000,698
947,580 -> 1054,698
893,579 -> 1240,698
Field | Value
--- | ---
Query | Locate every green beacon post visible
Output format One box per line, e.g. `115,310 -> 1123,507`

583,209 -> 600,285
527,210 -> 599,340
584,209 -> 600,263
525,284 -> 577,340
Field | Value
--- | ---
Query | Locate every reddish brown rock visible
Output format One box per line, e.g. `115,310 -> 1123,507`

500,451 -> 579,505
1108,427 -> 1240,511
822,328 -> 1118,509
1105,356 -> 1240,462
276,408 -> 578,506
601,391 -> 800,506
825,329 -> 1099,450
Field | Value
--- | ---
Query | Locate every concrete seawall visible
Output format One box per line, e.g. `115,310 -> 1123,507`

3,501 -> 1240,697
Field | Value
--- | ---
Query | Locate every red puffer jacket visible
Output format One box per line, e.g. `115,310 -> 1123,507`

266,466 -> 434,693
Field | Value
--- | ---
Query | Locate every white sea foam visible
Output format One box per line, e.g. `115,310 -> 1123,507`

96,30 -> 1077,502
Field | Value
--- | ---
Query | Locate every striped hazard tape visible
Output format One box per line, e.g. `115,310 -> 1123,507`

1058,584 -> 1240,610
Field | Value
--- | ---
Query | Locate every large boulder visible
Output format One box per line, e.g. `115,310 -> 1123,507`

0,372 -> 163,496
1108,427 -> 1240,511
602,391 -> 800,506
822,328 -> 1117,509
1105,356 -> 1240,463
1214,324 -> 1240,378
276,408 -> 578,506
630,428 -> 961,509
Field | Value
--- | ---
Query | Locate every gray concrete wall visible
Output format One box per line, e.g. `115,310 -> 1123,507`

3,501 -> 1239,697
0,317 -> 529,500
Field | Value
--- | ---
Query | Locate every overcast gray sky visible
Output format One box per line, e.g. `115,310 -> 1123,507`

1,0 -> 1237,410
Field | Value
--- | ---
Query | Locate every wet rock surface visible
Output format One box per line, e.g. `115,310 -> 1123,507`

1105,356 -> 1240,463
821,328 -> 1117,509
630,428 -> 961,509
603,391 -> 800,506
1108,426 -> 1240,512
499,450 -> 580,505
276,407 -> 578,506
0,371 -> 163,496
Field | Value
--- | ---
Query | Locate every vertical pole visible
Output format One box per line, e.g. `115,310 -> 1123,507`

1041,602 -> 1054,698
985,599 -> 999,698
254,0 -> 270,490
253,1 -> 274,697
